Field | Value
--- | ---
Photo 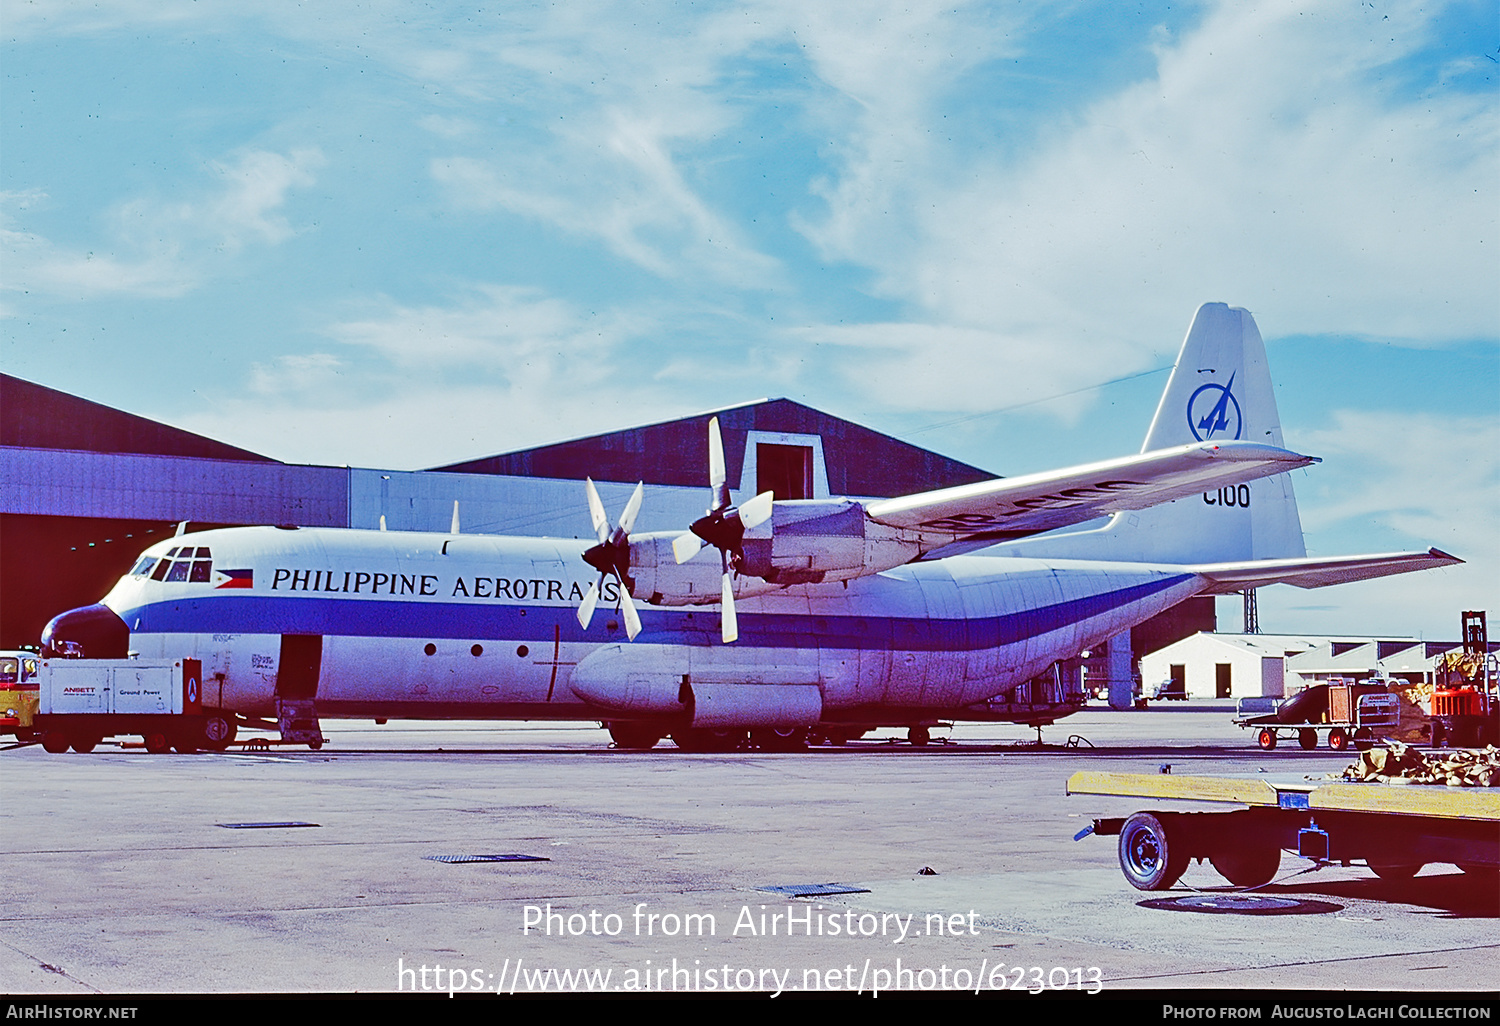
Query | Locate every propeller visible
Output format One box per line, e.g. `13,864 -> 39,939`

576,478 -> 644,640
671,416 -> 774,643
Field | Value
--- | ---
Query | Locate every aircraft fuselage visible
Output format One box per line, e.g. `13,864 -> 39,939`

93,525 -> 1201,728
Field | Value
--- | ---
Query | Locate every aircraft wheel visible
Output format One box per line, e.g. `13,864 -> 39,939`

70,736 -> 100,754
202,713 -> 237,751
1210,846 -> 1281,888
1297,729 -> 1318,751
752,726 -> 808,752
41,733 -> 71,754
1367,860 -> 1422,881
908,725 -> 930,747
671,728 -> 744,753
1257,728 -> 1278,751
1118,813 -> 1189,891
607,722 -> 663,750
144,732 -> 171,754
1327,728 -> 1350,752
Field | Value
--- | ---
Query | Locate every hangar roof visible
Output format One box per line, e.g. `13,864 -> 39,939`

1,374 -> 276,464
432,397 -> 998,495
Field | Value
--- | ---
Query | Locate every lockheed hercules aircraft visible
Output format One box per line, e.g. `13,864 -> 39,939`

41,304 -> 1458,751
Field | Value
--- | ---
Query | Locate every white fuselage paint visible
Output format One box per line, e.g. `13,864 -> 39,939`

105,526 -> 1206,722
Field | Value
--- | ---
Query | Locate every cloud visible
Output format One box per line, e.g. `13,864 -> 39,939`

1,148 -> 322,300
188,285 -> 685,468
1259,408 -> 1500,637
791,0 -> 1495,413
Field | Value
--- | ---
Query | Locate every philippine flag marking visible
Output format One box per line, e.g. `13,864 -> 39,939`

216,569 -> 254,589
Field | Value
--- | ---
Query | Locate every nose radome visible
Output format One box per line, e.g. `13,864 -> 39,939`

41,604 -> 131,659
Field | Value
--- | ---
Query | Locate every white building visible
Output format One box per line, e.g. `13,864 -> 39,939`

1138,632 -> 1457,700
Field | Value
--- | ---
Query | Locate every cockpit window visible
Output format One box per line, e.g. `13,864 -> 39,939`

149,546 -> 212,583
130,556 -> 158,577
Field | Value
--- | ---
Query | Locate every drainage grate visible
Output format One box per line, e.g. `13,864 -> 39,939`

759,883 -> 871,898
1138,894 -> 1342,916
217,821 -> 320,829
423,854 -> 550,864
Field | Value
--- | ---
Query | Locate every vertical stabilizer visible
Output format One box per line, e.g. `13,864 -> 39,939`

999,303 -> 1306,564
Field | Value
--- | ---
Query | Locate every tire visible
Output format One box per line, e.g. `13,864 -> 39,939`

607,722 -> 663,750
1257,728 -> 1278,751
1298,729 -> 1318,751
41,733 -> 71,754
202,713 -> 237,751
70,736 -> 100,754
1210,846 -> 1281,888
671,728 -> 744,753
1352,728 -> 1375,752
1118,813 -> 1189,891
144,732 -> 171,754
909,725 -> 931,747
1367,860 -> 1422,881
1328,728 -> 1350,751
752,726 -> 808,752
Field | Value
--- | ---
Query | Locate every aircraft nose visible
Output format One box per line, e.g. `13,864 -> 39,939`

41,603 -> 131,659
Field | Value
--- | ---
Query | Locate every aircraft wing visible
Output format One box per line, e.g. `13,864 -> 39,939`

1186,549 -> 1463,593
863,441 -> 1316,545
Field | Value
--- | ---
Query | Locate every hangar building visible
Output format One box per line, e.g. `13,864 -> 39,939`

0,373 -> 1213,665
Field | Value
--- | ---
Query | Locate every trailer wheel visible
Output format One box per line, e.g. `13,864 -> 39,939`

144,732 -> 171,754
1210,846 -> 1281,888
1257,728 -> 1278,751
41,733 -> 71,754
1328,728 -> 1350,751
1352,728 -> 1375,752
70,736 -> 100,754
1298,729 -> 1318,750
1367,860 -> 1422,880
1118,813 -> 1189,891
909,725 -> 931,746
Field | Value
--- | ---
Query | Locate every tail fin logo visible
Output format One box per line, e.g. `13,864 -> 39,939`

1187,374 -> 1243,441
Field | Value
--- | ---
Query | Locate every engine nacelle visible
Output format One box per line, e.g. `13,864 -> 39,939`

626,501 -> 924,606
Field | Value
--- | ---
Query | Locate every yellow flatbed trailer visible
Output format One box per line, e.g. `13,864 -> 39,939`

1066,770 -> 1500,891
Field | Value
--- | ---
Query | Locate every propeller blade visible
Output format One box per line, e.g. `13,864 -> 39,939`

618,481 -> 644,536
577,578 -> 600,630
451,500 -> 461,534
708,416 -> 729,510
672,531 -> 703,565
584,477 -> 609,544
619,588 -> 642,640
739,490 -> 774,530
720,571 -> 738,643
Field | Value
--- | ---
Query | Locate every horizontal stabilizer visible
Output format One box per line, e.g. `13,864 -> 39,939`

1188,549 -> 1462,593
866,440 -> 1315,544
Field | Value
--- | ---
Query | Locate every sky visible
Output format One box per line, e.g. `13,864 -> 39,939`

2,0 -> 1496,640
